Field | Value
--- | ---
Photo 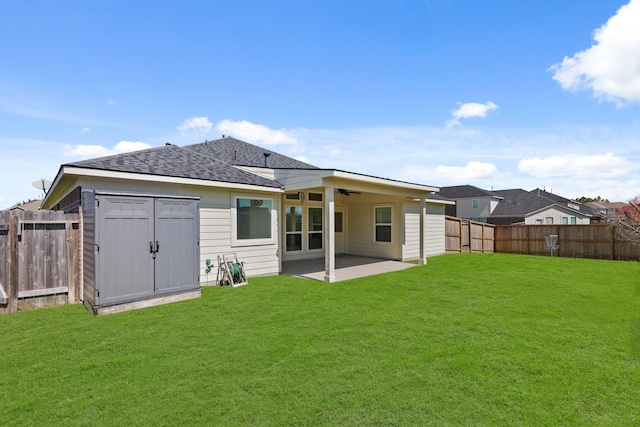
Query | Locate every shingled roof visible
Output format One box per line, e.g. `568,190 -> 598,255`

64,137 -> 319,188
437,185 -> 500,199
489,188 -> 555,216
186,137 -> 318,169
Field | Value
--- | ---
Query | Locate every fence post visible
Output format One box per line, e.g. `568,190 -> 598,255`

610,225 -> 615,260
9,214 -> 19,313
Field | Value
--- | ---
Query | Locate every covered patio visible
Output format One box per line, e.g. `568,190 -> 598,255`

282,255 -> 416,282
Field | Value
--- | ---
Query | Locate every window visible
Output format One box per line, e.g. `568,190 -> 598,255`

472,199 -> 479,210
562,217 -> 568,224
308,192 -> 323,202
285,206 -> 302,251
308,207 -> 323,250
232,196 -> 275,246
570,217 -> 577,224
285,193 -> 299,200
544,217 -> 554,224
374,206 -> 392,243
335,212 -> 343,232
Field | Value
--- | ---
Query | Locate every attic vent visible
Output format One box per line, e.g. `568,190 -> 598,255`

264,153 -> 271,167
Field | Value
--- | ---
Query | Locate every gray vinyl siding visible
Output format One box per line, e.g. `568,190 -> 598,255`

81,190 -> 96,308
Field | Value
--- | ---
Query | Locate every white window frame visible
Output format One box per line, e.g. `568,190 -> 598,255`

285,204 -> 303,252
308,206 -> 323,251
373,205 -> 393,244
231,195 -> 277,247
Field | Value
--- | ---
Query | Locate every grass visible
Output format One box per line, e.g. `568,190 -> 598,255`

1,253 -> 639,426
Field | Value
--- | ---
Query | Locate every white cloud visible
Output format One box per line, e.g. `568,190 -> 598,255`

549,0 -> 640,106
295,155 -> 310,163
107,99 -> 117,105
178,116 -> 213,133
113,141 -> 152,153
64,140 -> 152,159
446,101 -> 498,128
403,161 -> 501,184
82,127 -> 91,133
216,119 -> 298,145
518,153 -> 637,179
435,161 -> 501,181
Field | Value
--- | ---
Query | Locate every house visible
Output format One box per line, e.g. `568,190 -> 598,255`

435,185 -> 502,222
585,201 -> 627,223
41,137 -> 447,312
437,185 -> 591,225
4,199 -> 42,211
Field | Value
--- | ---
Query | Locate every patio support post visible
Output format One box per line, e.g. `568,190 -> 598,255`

324,185 -> 336,282
419,196 -> 426,265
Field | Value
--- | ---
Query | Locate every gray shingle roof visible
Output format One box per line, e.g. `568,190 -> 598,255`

489,189 -> 554,216
185,137 -> 318,169
437,185 -> 497,199
65,138 -> 292,188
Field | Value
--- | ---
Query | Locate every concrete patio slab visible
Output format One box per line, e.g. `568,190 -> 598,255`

282,255 -> 416,282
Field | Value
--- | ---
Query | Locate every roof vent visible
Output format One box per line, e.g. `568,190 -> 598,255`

264,153 -> 271,167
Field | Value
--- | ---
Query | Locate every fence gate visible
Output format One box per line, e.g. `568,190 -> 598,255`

1,210 -> 79,315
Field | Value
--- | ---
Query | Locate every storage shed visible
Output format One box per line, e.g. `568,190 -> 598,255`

81,191 -> 201,314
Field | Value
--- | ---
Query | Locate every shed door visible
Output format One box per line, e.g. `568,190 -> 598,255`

97,196 -> 155,305
154,198 -> 199,294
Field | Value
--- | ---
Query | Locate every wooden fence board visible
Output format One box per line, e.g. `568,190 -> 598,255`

494,224 -> 639,261
445,216 -> 495,253
0,210 -> 79,314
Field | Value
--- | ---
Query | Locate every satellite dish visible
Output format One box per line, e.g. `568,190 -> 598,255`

32,178 -> 52,194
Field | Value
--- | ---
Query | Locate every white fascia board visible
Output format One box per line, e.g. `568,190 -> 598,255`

527,204 -> 591,218
426,198 -> 456,206
329,170 -> 439,193
61,167 -> 284,193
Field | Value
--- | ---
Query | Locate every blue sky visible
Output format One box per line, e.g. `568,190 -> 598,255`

2,0 -> 640,209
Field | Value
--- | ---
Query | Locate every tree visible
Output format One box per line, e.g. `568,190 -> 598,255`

577,196 -> 610,203
607,195 -> 640,245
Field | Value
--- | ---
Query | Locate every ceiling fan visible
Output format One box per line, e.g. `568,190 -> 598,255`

337,188 -> 361,196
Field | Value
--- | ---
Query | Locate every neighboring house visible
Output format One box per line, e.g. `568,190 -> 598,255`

41,137 -> 447,311
436,185 -> 502,222
437,185 -> 591,225
5,199 -> 42,211
585,201 -> 627,223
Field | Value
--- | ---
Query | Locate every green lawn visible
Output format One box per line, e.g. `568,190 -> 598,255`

1,253 -> 639,426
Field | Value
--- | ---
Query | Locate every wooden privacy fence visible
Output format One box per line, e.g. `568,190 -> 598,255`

445,216 -> 495,253
494,224 -> 639,261
0,210 -> 80,315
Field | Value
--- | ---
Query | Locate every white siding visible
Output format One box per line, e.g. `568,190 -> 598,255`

402,201 -> 420,261
347,200 -> 402,260
456,196 -> 494,220
425,203 -> 446,257
526,206 -> 590,225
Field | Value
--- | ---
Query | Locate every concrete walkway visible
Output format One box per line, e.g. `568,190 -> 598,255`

282,255 -> 416,282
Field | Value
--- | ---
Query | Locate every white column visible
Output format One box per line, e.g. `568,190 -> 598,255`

419,196 -> 426,265
324,185 -> 336,282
